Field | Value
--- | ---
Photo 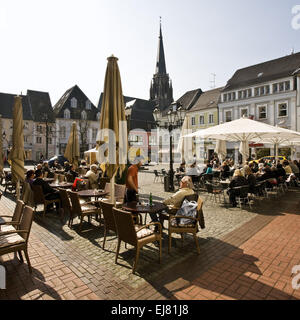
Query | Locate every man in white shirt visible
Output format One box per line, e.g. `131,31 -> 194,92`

85,164 -> 99,189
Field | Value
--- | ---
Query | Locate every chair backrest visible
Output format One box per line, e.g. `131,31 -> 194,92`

19,206 -> 34,242
205,183 -> 213,193
31,184 -> 45,205
154,170 -> 159,177
65,173 -> 74,183
99,177 -> 110,190
104,182 -> 111,194
68,191 -> 82,215
58,188 -> 72,214
12,200 -> 25,223
115,184 -> 126,202
113,208 -> 137,246
100,201 -> 116,232
58,174 -> 65,183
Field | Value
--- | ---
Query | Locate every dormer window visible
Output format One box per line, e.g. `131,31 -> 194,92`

81,111 -> 87,120
71,97 -> 77,108
86,100 -> 91,110
64,109 -> 70,119
97,112 -> 101,120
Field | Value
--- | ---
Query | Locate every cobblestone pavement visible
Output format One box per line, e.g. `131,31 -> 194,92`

0,167 -> 300,300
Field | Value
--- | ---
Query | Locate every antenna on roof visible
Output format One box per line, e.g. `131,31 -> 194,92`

210,73 -> 216,89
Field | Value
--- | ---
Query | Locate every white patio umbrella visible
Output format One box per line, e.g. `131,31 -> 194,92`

185,117 -> 300,163
177,115 -> 194,164
215,140 -> 227,163
239,141 -> 250,165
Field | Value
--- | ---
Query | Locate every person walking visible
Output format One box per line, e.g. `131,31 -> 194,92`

125,156 -> 143,202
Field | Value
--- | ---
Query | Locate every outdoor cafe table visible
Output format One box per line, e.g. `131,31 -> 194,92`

44,178 -> 54,183
77,189 -> 108,199
122,201 -> 167,225
49,182 -> 73,189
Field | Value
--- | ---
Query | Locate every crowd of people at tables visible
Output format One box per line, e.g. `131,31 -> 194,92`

177,157 -> 300,208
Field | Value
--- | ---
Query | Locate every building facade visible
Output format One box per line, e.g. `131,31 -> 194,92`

219,52 -> 300,160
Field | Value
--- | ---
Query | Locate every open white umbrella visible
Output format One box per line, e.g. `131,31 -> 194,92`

239,141 -> 250,165
177,115 -> 194,164
215,140 -> 227,163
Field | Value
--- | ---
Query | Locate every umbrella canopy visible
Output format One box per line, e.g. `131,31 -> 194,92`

177,115 -> 194,164
0,115 -> 4,173
184,117 -> 300,142
96,55 -> 127,180
215,140 -> 227,162
64,122 -> 80,168
10,96 -> 25,193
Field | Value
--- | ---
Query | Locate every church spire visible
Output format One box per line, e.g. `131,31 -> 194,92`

155,18 -> 167,75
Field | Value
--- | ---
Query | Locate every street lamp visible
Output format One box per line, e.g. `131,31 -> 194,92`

153,102 -> 185,192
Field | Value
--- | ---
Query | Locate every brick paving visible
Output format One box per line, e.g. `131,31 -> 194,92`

0,168 -> 300,300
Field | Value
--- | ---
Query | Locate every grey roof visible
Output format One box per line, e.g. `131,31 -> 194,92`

223,52 -> 300,92
27,90 -> 55,123
188,87 -> 224,113
97,93 -> 135,110
0,92 -> 33,121
54,85 -> 98,121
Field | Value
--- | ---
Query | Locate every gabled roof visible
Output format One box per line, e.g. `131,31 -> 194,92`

54,85 -> 98,121
188,87 -> 224,113
223,52 -> 300,92
97,93 -> 136,110
0,92 -> 33,121
27,90 -> 55,123
128,99 -> 157,131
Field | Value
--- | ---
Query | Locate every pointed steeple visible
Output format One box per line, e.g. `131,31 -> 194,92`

156,20 -> 167,75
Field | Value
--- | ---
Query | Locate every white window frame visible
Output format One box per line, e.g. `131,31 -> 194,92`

225,110 -> 232,122
71,97 -> 77,108
64,109 -> 70,119
199,114 -> 205,125
191,117 -> 196,126
257,104 -> 267,120
208,113 -> 214,124
60,126 -> 66,138
277,101 -> 288,118
240,107 -> 249,118
86,100 -> 91,110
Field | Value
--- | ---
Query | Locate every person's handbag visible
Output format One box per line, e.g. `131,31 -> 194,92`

175,199 -> 198,226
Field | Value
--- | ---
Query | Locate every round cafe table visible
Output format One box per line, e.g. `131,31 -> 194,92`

49,182 -> 73,189
122,201 -> 167,225
77,189 -> 108,199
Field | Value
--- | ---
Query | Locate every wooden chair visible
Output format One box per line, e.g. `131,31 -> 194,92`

0,206 -> 34,273
113,207 -> 162,274
168,196 -> 204,255
115,184 -> 126,205
99,201 -> 116,249
31,185 -> 60,218
21,181 -> 35,207
67,191 -> 101,231
0,200 -> 25,227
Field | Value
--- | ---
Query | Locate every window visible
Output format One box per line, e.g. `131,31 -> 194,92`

232,92 -> 236,100
86,100 -> 91,110
36,125 -> 42,133
97,112 -> 100,120
278,103 -> 288,117
71,97 -> 77,108
241,108 -> 248,118
64,109 -> 70,119
223,94 -> 227,102
81,111 -> 87,120
225,110 -> 232,122
258,105 -> 267,119
254,88 -> 259,96
92,128 -> 97,140
243,90 -> 247,99
24,136 -> 28,143
209,114 -> 214,124
199,115 -> 204,125
273,83 -> 278,93
285,81 -> 290,91
48,138 -> 52,144
36,137 -> 42,144
247,89 -> 252,97
265,85 -> 270,94
260,86 -> 265,95
60,126 -> 66,138
279,82 -> 284,92
238,91 -> 242,99
191,117 -> 196,126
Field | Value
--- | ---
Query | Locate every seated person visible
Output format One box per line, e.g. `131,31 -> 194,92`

25,170 -> 35,186
178,162 -> 186,173
150,176 -> 195,229
276,163 -> 287,180
205,163 -> 213,175
64,161 -> 71,173
85,164 -> 99,189
68,164 -> 78,180
36,163 -> 43,171
32,170 -> 61,210
42,161 -> 51,176
227,169 -> 248,207
53,160 -> 62,170
283,161 -> 293,175
220,161 -> 230,180
186,162 -> 200,176
244,165 -> 256,194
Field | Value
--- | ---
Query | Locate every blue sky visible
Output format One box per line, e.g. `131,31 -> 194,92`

0,0 -> 299,106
